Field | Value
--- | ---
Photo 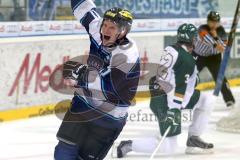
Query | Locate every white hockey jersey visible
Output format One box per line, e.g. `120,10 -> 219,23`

70,0 -> 140,128
156,44 -> 198,109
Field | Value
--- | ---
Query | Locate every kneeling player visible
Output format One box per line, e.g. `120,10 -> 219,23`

117,24 -> 215,157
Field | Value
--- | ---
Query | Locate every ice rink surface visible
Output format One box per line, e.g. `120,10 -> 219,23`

0,88 -> 240,160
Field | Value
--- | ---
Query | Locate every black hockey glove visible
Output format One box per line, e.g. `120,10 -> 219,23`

63,61 -> 88,81
160,108 -> 181,137
149,76 -> 165,97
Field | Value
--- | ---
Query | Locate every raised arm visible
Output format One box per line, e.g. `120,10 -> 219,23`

71,0 -> 101,39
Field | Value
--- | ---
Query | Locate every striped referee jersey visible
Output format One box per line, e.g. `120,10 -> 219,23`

194,24 -> 227,56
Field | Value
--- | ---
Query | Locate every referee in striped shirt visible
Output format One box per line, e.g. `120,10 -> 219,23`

193,11 -> 235,108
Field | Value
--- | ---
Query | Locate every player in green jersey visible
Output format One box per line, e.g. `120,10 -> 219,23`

116,24 -> 215,157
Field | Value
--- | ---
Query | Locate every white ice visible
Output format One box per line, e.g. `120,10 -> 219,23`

0,88 -> 240,160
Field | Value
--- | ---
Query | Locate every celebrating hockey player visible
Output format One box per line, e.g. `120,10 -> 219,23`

54,0 -> 140,160
117,24 -> 215,158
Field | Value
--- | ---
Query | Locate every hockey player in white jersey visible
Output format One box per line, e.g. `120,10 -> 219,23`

117,24 -> 215,158
54,0 -> 140,160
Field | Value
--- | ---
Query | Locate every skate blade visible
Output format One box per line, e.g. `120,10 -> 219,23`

185,147 -> 214,155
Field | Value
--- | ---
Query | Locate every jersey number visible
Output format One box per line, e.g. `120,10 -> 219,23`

185,74 -> 190,83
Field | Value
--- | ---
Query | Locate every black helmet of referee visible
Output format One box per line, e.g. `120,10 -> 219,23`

207,11 -> 221,22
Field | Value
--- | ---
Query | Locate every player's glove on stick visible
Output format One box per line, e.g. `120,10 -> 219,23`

149,76 -> 165,97
63,61 -> 88,81
160,108 -> 181,137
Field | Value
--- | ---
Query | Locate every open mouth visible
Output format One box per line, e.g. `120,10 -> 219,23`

103,35 -> 111,41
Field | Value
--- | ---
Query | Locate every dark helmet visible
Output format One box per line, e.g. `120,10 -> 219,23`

103,7 -> 133,34
177,23 -> 198,45
207,11 -> 221,22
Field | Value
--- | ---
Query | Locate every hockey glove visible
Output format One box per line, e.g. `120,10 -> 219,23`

149,76 -> 165,97
160,108 -> 181,137
63,61 -> 88,81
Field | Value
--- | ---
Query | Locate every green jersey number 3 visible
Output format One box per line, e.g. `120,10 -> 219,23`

185,74 -> 190,83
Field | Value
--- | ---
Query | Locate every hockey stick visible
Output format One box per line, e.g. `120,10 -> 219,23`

149,126 -> 171,160
213,0 -> 240,96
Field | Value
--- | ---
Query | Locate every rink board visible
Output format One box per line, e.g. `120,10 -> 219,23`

0,34 -> 240,122
0,78 -> 240,122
